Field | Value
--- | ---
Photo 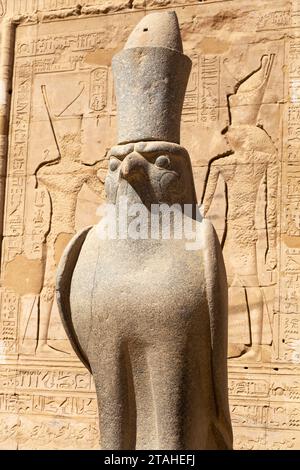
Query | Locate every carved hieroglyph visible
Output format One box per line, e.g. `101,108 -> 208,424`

0,0 -> 298,450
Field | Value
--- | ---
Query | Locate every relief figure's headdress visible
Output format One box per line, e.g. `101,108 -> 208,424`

229,54 -> 275,126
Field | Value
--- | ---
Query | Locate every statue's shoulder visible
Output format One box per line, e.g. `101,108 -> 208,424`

56,226 -> 93,281
200,217 -> 219,243
192,216 -> 218,250
199,217 -> 224,267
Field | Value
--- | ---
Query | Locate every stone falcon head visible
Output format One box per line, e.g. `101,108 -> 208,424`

106,11 -> 197,209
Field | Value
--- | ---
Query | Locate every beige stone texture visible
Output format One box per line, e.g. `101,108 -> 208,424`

0,0 -> 297,450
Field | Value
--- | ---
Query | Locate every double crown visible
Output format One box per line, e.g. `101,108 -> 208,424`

112,11 -> 192,145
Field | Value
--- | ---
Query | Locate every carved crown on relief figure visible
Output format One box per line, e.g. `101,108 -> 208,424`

229,54 -> 275,126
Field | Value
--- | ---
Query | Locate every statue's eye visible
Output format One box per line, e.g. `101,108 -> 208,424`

155,155 -> 170,169
109,158 -> 120,172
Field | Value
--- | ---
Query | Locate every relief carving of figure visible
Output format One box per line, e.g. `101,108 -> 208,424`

0,1 -> 5,17
19,87 -> 106,356
201,54 -> 278,361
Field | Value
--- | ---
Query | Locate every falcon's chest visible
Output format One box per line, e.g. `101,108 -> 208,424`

70,231 -> 207,330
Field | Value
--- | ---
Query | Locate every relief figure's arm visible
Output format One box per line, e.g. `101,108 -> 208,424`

200,163 -> 220,216
85,169 -> 106,200
266,160 -> 278,269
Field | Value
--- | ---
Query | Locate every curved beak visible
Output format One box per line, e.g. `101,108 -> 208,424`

119,151 -> 147,181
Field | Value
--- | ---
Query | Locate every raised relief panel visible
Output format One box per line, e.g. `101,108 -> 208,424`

89,67 -> 108,112
200,44 -> 283,363
0,366 -> 95,392
256,10 -> 291,31
182,53 -> 198,122
0,291 -> 19,354
175,0 -> 294,449
0,414 -> 99,450
198,55 -> 219,124
233,427 -> 299,450
0,15 -> 119,448
0,392 -> 98,418
0,0 -> 5,17
278,315 -> 300,362
231,395 -> 300,433
0,8 -> 152,449
0,0 -> 298,450
0,8 -> 151,449
1,23 -> 116,360
229,372 -> 300,401
279,31 -> 300,364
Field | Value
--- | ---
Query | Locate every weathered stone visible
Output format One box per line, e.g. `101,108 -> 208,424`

57,11 -> 232,450
0,0 -> 298,452
112,11 -> 191,144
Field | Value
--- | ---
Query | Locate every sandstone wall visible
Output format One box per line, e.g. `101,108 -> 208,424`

0,0 -> 298,450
